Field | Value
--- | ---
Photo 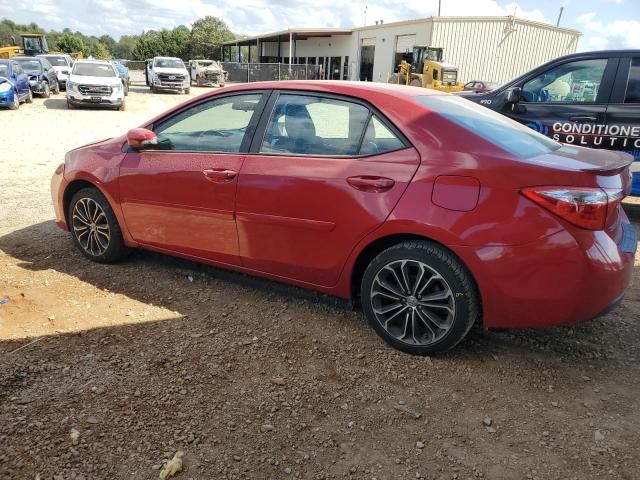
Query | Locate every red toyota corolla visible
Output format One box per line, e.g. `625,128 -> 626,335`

51,81 -> 637,355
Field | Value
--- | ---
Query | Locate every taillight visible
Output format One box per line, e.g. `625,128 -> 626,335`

522,186 -> 624,230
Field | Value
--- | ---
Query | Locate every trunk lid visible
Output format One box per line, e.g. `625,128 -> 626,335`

529,144 -> 633,176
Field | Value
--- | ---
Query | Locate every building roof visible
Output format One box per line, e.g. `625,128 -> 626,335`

223,15 -> 581,46
224,28 -> 352,46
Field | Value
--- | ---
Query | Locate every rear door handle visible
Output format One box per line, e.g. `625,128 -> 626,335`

347,176 -> 395,193
569,115 -> 598,122
203,168 -> 238,182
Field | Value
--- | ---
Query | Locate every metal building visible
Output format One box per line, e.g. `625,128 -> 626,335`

223,16 -> 582,84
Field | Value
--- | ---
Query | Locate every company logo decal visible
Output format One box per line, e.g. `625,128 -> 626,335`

526,121 -> 549,136
551,122 -> 640,149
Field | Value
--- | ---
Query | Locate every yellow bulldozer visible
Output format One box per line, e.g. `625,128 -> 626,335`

395,46 -> 464,93
0,33 -> 83,60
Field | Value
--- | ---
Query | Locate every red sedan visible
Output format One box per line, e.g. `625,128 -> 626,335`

51,81 -> 637,355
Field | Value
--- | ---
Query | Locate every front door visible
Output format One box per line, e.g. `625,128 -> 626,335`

359,44 -> 375,81
504,57 -> 616,148
605,55 -> 640,195
118,92 -> 266,264
236,92 -> 420,287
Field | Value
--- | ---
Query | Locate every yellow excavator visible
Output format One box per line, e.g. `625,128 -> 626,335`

395,46 -> 464,93
0,33 -> 83,59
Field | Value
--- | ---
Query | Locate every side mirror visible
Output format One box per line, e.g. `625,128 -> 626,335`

127,128 -> 157,149
505,87 -> 521,103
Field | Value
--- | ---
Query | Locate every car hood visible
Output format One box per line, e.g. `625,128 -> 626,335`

531,144 -> 634,175
52,66 -> 71,73
0,76 -> 13,86
68,74 -> 121,86
153,67 -> 188,75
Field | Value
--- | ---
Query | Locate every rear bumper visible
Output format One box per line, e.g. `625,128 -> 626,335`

457,217 -> 636,329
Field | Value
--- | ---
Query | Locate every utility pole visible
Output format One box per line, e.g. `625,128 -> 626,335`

556,6 -> 564,26
364,5 -> 368,25
438,0 -> 441,16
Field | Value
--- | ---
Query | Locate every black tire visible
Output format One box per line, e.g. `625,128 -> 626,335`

9,90 -> 19,110
360,240 -> 479,356
184,88 -> 190,94
52,81 -> 60,95
118,101 -> 125,111
26,88 -> 33,104
124,83 -> 129,96
67,99 -> 75,109
68,188 -> 130,263
41,81 -> 51,98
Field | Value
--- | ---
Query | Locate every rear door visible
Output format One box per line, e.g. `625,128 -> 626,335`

235,91 -> 420,287
505,56 -> 617,147
605,54 -> 640,195
119,91 -> 267,264
11,62 -> 29,97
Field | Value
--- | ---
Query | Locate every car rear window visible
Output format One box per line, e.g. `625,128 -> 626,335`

73,63 -> 116,77
14,59 -> 41,72
416,95 -> 561,158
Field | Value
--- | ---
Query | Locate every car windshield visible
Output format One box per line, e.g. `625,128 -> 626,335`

0,64 -> 9,77
14,59 -> 41,72
154,58 -> 184,69
44,56 -> 69,67
73,63 -> 116,77
416,95 -> 561,159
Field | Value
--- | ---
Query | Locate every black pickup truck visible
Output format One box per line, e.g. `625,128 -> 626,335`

460,50 -> 640,196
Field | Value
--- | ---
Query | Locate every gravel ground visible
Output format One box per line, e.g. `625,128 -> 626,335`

0,86 -> 639,480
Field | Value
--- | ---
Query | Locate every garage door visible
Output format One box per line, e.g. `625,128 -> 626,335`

396,34 -> 416,53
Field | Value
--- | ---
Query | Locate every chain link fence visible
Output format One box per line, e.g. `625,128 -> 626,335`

221,62 -> 322,83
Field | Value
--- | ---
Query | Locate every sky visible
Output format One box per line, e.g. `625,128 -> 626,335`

0,0 -> 638,51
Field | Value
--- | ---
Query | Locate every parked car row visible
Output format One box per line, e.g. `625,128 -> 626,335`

0,55 -> 131,111
145,56 -> 228,93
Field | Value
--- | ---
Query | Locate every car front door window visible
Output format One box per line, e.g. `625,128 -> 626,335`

153,94 -> 263,152
522,59 -> 607,103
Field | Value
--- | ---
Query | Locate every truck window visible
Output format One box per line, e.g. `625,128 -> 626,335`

625,58 -> 640,103
522,59 -> 607,103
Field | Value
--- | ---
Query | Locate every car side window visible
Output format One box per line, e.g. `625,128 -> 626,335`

624,57 -> 640,104
152,94 -> 262,153
260,94 -> 370,156
359,115 -> 406,155
522,59 -> 607,103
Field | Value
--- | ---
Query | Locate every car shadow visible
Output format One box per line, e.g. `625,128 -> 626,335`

1,220 -> 638,365
43,98 -> 68,110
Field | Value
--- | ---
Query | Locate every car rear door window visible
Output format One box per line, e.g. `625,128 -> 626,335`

522,59 -> 607,103
153,94 -> 263,153
359,115 -> 406,155
624,57 -> 640,103
260,94 -> 370,156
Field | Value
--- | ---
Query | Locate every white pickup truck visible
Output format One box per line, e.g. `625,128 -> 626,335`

146,57 -> 190,94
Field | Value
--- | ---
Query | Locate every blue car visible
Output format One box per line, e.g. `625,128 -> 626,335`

111,61 -> 130,96
0,59 -> 33,110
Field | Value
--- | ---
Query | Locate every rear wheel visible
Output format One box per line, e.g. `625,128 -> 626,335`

68,188 -> 129,263
361,240 -> 479,355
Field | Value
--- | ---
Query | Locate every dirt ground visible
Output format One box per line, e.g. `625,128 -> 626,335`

0,85 -> 639,480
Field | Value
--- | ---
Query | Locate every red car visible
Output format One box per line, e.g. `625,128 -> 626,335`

51,81 -> 637,355
463,80 -> 500,93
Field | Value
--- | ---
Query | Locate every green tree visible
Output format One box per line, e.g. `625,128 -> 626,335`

113,34 -> 138,59
92,42 -> 111,60
190,16 -> 234,59
98,34 -> 116,53
56,32 -> 85,54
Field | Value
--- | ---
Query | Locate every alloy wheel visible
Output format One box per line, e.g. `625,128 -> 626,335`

370,259 -> 456,346
72,197 -> 111,257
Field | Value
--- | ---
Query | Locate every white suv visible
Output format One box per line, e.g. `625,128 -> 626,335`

147,57 -> 190,94
38,54 -> 73,91
66,60 -> 125,110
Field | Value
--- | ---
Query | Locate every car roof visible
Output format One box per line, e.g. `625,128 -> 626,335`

74,60 -> 113,65
155,57 -> 182,60
222,80 -> 442,100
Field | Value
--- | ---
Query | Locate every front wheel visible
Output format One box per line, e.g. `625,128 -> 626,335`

52,81 -> 60,94
41,82 -> 51,98
361,240 -> 479,355
9,91 -> 19,110
184,88 -> 190,94
26,88 -> 33,103
68,188 -> 130,263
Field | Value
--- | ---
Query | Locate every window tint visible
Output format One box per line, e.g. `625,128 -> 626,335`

153,94 -> 262,153
522,59 -> 607,103
360,116 -> 405,155
625,57 -> 640,103
416,95 -> 561,159
261,94 -> 370,156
